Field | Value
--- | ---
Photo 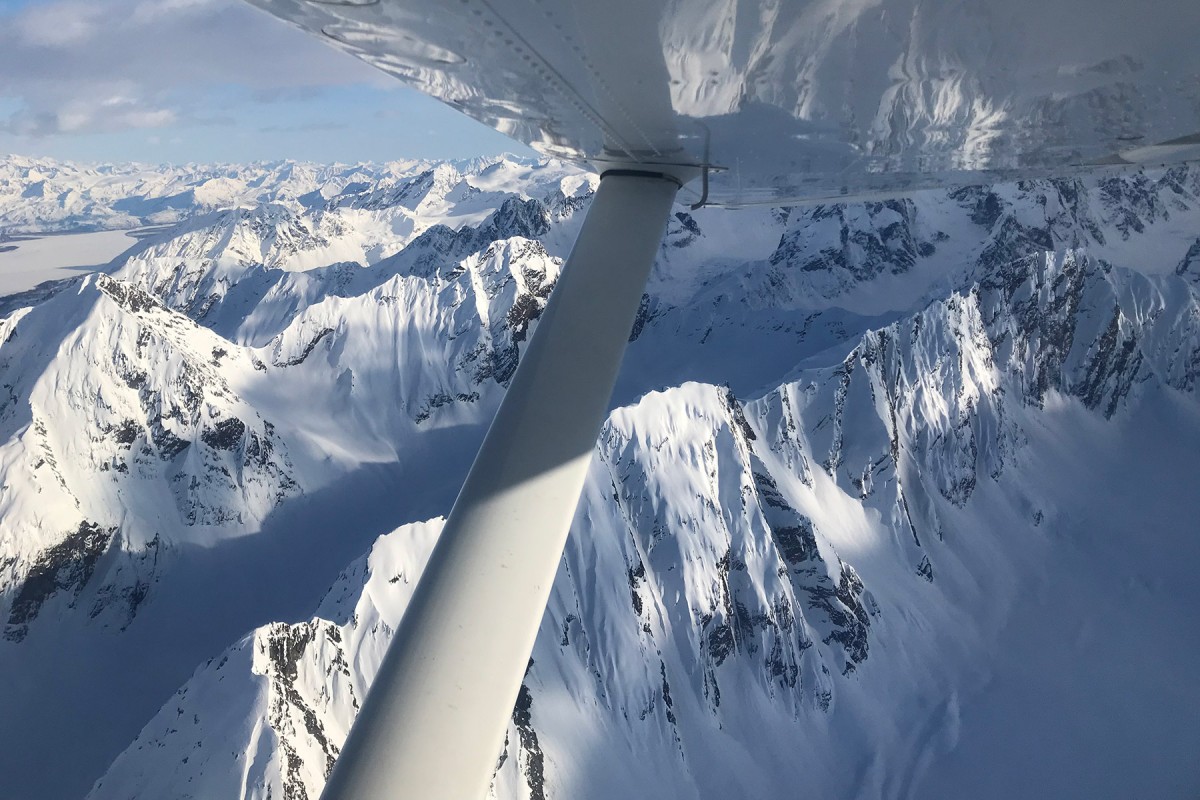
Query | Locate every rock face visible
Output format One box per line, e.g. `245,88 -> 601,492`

1,156 -> 1200,800
0,272 -> 299,641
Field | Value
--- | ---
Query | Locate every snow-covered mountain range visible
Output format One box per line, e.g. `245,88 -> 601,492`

1,153 -> 1198,800
0,154 -> 511,234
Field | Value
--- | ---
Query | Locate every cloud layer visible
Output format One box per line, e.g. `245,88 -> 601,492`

0,0 -> 384,137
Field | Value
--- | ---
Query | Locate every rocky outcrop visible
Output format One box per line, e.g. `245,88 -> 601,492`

4,521 -> 115,642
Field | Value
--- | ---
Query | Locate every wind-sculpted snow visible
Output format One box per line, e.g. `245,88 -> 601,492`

3,156 -> 1200,799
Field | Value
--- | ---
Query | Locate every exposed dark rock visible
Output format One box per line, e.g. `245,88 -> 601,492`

201,417 -> 246,451
112,418 -> 140,447
667,211 -> 702,248
97,276 -> 165,315
723,387 -> 756,442
511,681 -> 546,800
89,534 -> 161,630
705,617 -> 736,667
150,421 -> 191,460
806,563 -> 870,668
414,390 -> 480,424
264,622 -> 343,797
5,521 -> 115,641
506,293 -> 541,345
660,660 -> 677,725
917,556 -> 935,583
1175,238 -> 1200,277
769,199 -> 925,282
1076,305 -> 1143,418
628,561 -> 645,617
950,186 -> 1004,228
274,328 -> 334,368
754,468 -> 820,566
628,294 -> 660,343
384,198 -> 552,280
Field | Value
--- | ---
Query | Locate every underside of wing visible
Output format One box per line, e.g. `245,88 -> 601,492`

244,0 -> 1200,206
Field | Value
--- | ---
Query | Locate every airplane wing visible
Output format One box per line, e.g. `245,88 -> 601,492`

245,0 -> 1200,205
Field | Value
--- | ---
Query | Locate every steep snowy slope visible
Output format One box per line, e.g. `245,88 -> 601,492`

89,246 -> 1200,800
1,157 -> 1199,799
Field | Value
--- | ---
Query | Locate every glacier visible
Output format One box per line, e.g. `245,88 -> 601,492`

0,154 -> 1198,799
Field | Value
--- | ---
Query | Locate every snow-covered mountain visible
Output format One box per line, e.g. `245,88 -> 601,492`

1,155 -> 1198,800
0,154 -> 532,234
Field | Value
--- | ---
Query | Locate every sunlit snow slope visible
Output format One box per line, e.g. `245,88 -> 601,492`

0,155 -> 1198,800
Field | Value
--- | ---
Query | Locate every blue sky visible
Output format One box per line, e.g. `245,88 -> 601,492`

0,0 -> 533,165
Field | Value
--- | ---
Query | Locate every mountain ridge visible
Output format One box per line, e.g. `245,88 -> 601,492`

0,155 -> 1197,799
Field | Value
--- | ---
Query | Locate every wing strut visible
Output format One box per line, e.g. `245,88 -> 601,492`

320,171 -> 681,800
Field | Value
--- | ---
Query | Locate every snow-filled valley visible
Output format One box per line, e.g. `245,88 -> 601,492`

0,153 -> 1198,799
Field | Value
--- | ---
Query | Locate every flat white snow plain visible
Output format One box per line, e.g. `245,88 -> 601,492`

0,229 -> 139,295
0,154 -> 1197,800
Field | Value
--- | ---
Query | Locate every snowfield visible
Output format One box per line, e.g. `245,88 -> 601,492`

0,154 -> 1197,799
0,229 -> 140,296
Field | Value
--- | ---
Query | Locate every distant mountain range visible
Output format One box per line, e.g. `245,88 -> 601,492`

0,154 -> 513,234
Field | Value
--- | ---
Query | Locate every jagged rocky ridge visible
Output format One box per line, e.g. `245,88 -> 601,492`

90,227 -> 1200,799
1,157 -> 1199,799
0,273 -> 300,641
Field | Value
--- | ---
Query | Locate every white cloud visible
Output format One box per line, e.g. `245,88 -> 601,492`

3,81 -> 178,136
0,0 -> 385,138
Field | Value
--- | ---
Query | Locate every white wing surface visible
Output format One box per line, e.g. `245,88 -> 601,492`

246,0 -> 1200,204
